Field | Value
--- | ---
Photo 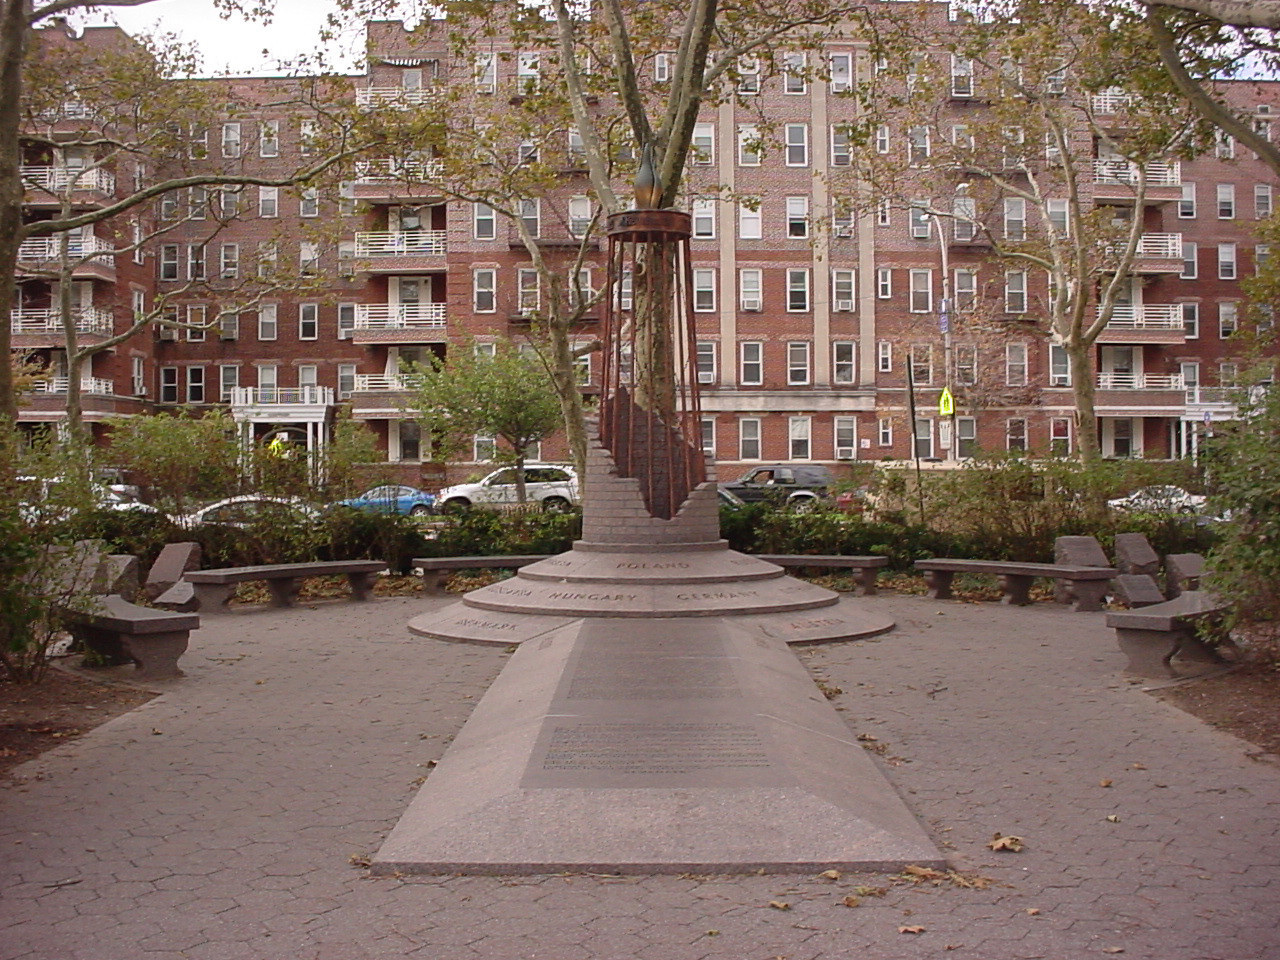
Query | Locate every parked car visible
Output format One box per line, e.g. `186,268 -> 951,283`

18,475 -> 159,522
334,485 -> 436,516
834,487 -> 872,515
719,464 -> 836,510
174,495 -> 318,529
717,485 -> 746,507
1107,485 -> 1206,514
435,464 -> 580,512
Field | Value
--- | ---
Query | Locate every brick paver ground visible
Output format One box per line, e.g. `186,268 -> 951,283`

2,593 -> 1277,960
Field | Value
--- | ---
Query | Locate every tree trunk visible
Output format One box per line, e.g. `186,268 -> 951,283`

1068,341 -> 1101,462
631,245 -> 677,423
545,325 -> 588,475
0,0 -> 30,427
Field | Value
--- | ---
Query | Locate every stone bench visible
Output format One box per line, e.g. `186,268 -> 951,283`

63,596 -> 199,679
184,560 -> 387,613
1104,591 -> 1232,677
914,559 -> 1116,611
754,554 -> 889,596
414,555 -> 552,595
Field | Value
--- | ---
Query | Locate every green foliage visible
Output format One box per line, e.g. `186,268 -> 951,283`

103,409 -> 242,516
56,509 -> 180,573
317,509 -> 430,575
423,506 -> 582,557
1202,388 -> 1280,626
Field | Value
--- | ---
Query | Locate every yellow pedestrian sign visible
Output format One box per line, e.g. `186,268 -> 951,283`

938,387 -> 954,417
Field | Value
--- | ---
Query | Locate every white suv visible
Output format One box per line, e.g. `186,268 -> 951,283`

435,464 -> 580,513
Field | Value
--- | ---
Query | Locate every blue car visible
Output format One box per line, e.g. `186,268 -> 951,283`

336,485 -> 436,516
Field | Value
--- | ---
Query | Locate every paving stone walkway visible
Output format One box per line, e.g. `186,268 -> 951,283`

2,593 -> 1277,960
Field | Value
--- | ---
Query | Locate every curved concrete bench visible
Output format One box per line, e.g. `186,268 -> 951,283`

754,555 -> 889,596
64,596 -> 199,678
914,558 -> 1116,611
1104,590 -> 1231,677
185,560 -> 386,612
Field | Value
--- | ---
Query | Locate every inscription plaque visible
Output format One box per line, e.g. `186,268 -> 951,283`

539,721 -> 770,775
566,658 -> 737,700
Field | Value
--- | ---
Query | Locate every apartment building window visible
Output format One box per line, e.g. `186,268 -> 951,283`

220,185 -> 241,218
829,52 -> 853,92
567,127 -> 585,164
1181,361 -> 1200,392
1220,301 -> 1239,337
909,344 -> 934,385
952,194 -> 976,240
910,201 -> 931,239
257,303 -> 277,340
1258,244 -> 1271,275
692,198 -> 716,239
833,206 -> 854,238
474,202 -> 496,240
187,366 -> 205,403
1002,126 -> 1026,168
1220,361 -> 1239,387
1004,198 -> 1026,240
875,124 -> 890,154
832,269 -> 855,312
908,269 -> 932,313
160,191 -> 179,220
738,57 -> 760,94
189,186 -> 208,220
187,244 -> 205,281
1257,184 -> 1273,219
1006,418 -> 1028,452
740,269 -> 762,310
337,364 -> 356,399
338,242 -> 356,277
786,197 -> 809,238
1050,418 -> 1072,455
696,342 -> 716,384
1049,343 -> 1071,386
519,199 -> 540,238
878,418 -> 893,447
338,303 -> 355,340
474,52 -> 496,92
618,269 -> 633,311
953,416 -> 976,459
787,342 -> 811,384
473,268 -> 496,312
877,340 -> 892,373
789,417 -> 812,459
907,125 -> 930,165
1217,183 -> 1236,219
690,268 -> 715,312
782,52 -> 807,93
518,268 -> 540,315
1047,199 -> 1069,236
219,243 -> 239,279
913,418 -> 934,459
739,418 -> 761,460
258,365 -> 277,400
952,123 -> 975,151
951,55 -> 974,97
160,367 -> 178,403
1182,301 -> 1200,338
877,267 -> 892,299
299,242 -> 319,276
518,140 -> 538,163
699,417 -> 715,454
186,304 -> 206,341
221,122 -> 241,158
740,342 -> 763,385
568,267 -> 592,311
259,120 -> 279,157
259,186 -> 278,218
1219,243 -> 1237,279
831,125 -> 851,166
1005,270 -> 1028,313
1182,241 -> 1198,278
1216,132 -> 1235,159
738,201 -> 762,239
877,198 -> 891,227
954,268 -> 977,311
299,188 -> 319,218
1004,342 -> 1030,386
787,269 -> 810,311
217,309 -> 239,341
738,124 -> 761,166
219,365 -> 239,402
834,417 -> 857,458
652,51 -> 671,82
299,303 -> 318,340
517,51 -> 539,93
833,342 -> 856,384
692,122 -> 714,164
159,244 -> 179,281
131,288 -> 145,320
1179,183 -> 1196,218
954,344 -> 978,385
257,241 -> 278,279
570,196 -> 594,238
785,124 -> 809,166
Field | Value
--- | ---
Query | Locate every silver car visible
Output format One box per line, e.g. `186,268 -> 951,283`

435,464 -> 579,513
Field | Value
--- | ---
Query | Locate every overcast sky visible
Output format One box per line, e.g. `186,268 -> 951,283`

72,0 -> 388,76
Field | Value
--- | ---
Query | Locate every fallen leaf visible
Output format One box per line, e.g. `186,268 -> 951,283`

150,728 -> 162,736
988,833 -> 1025,852
1103,948 -> 1125,954
1099,779 -> 1113,788
819,869 -> 841,881
856,733 -> 879,742
842,895 -> 861,908
768,900 -> 791,911
348,853 -> 371,868
1106,815 -> 1121,823
902,865 -> 947,882
855,885 -> 888,897
705,930 -> 719,936
1026,907 -> 1041,916
1131,762 -> 1147,770
899,925 -> 926,934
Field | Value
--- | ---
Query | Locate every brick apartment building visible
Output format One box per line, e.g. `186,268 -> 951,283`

13,4 -> 1279,486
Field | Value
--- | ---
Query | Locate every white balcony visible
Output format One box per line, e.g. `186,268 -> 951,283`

20,165 -> 116,195
353,303 -> 446,329
33,376 -> 114,395
10,307 -> 113,336
356,86 -> 434,109
1097,373 -> 1183,390
1100,304 -> 1183,328
1185,386 -> 1236,406
354,231 -> 447,257
1137,233 -> 1182,258
18,235 -> 114,261
353,158 -> 443,184
229,386 -> 334,406
1092,89 -> 1136,114
352,374 -> 420,393
1093,159 -> 1181,187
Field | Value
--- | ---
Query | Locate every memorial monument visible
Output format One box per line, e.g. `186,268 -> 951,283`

374,178 -> 942,875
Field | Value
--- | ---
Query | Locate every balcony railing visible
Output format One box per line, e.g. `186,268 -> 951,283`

356,86 -> 434,108
1093,158 -> 1181,187
18,235 -> 114,260
1100,304 -> 1183,328
352,374 -> 421,392
229,386 -> 335,406
353,231 -> 447,257
1097,373 -> 1183,390
353,158 -> 443,184
1185,386 -> 1237,405
20,165 -> 116,194
353,303 -> 447,329
1136,233 -> 1182,258
1092,89 -> 1136,114
32,376 -> 114,395
10,307 -> 113,336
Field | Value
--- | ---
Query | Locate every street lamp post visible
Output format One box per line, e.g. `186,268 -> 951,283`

931,201 -> 957,462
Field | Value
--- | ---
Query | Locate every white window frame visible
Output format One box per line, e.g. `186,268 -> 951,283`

789,417 -> 812,460
740,342 -> 763,385
738,124 -> 761,166
696,341 -> 717,385
1182,241 -> 1198,279
298,303 -> 318,341
786,196 -> 810,238
1256,184 -> 1273,219
473,202 -> 496,240
829,53 -> 852,93
473,268 -> 496,313
787,268 -> 810,312
1005,270 -> 1028,313
1179,183 -> 1197,218
909,269 -> 933,313
693,268 -> 716,312
518,267 -> 540,315
1005,342 -> 1028,386
258,186 -> 278,218
1217,183 -> 1236,219
1004,197 -> 1026,240
831,269 -> 855,312
692,122 -> 714,164
1218,243 -> 1237,280
1219,301 -> 1239,338
220,122 -> 242,158
877,340 -> 892,373
739,417 -> 761,460
877,267 -> 892,299
259,119 -> 279,158
785,124 -> 809,167
784,52 -> 807,94
833,341 -> 856,384
692,198 -> 716,239
569,195 -> 593,238
1182,301 -> 1200,339
338,302 -> 355,340
186,366 -> 205,404
831,124 -> 851,167
1049,343 -> 1071,386
299,187 -> 319,218
739,268 -> 762,311
787,341 -> 811,385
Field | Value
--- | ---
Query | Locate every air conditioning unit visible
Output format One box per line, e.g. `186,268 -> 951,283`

834,225 -> 853,238
338,329 -> 353,340
835,446 -> 855,460
157,325 -> 177,341
220,330 -> 238,341
697,371 -> 715,384
834,300 -> 854,312
741,298 -> 761,312
134,385 -> 148,397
